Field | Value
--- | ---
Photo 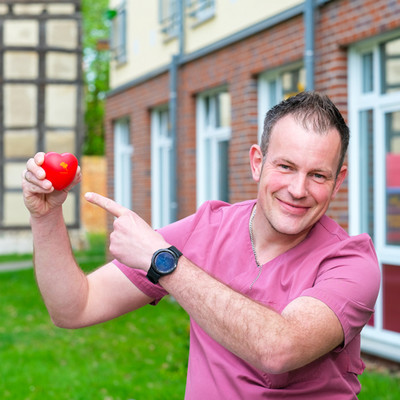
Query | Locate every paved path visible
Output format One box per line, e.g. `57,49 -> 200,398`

0,260 -> 33,272
0,256 -> 105,273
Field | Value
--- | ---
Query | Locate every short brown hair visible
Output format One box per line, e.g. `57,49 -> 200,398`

261,91 -> 349,176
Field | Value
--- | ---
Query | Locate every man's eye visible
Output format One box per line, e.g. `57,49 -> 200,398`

313,173 -> 326,182
279,164 -> 291,170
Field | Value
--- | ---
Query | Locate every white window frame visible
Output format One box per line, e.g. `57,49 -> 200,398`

114,118 -> 133,209
348,31 -> 400,362
151,107 -> 174,229
196,89 -> 231,207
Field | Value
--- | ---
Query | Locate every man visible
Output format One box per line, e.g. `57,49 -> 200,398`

23,91 -> 380,399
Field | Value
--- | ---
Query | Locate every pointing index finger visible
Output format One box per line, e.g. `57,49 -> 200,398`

85,192 -> 126,218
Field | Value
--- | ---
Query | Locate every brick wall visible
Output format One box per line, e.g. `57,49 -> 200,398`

105,0 -> 400,231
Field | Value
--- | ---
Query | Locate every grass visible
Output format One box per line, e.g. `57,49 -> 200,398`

359,370 -> 400,399
1,233 -> 400,399
0,234 -> 189,400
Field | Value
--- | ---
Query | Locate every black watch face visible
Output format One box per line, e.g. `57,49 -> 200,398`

154,251 -> 176,273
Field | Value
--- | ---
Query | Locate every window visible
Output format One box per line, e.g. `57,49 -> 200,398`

110,1 -> 127,63
257,65 -> 305,141
385,110 -> 400,246
151,108 -> 175,229
187,0 -> 215,24
382,38 -> 400,93
196,90 -> 231,206
114,119 -> 132,209
349,34 -> 400,361
159,0 -> 179,39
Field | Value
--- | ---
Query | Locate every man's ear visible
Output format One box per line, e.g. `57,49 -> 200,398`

249,145 -> 263,183
332,165 -> 348,199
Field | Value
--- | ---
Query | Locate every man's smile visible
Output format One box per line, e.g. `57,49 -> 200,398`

276,197 -> 311,215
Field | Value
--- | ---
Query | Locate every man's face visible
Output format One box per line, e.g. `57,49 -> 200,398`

251,114 -> 347,240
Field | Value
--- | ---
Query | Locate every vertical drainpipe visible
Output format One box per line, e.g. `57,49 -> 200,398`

304,0 -> 315,90
169,55 -> 178,221
168,1 -> 184,221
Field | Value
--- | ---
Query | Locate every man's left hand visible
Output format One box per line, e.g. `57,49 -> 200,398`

85,192 -> 169,270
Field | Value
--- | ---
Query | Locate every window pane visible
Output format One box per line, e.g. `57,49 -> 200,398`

205,138 -> 212,199
45,130 -> 75,154
46,20 -> 78,49
4,20 -> 38,46
360,110 -> 374,240
362,52 -> 373,93
159,146 -> 166,224
114,120 -> 132,209
198,90 -> 231,203
383,264 -> 400,333
4,84 -> 37,127
4,162 -> 26,189
4,51 -> 38,79
46,52 -> 77,80
111,2 -> 127,62
269,79 -> 277,106
152,108 -> 173,228
62,192 -> 76,226
382,38 -> 400,94
4,130 -> 37,158
282,67 -> 305,99
204,96 -> 211,127
386,111 -> 400,245
45,85 -> 77,127
166,146 -> 174,224
161,109 -> 170,138
3,193 -> 30,226
188,0 -> 215,22
216,92 -> 231,128
14,4 -> 44,15
204,91 -> 231,128
218,139 -> 229,203
159,0 -> 178,38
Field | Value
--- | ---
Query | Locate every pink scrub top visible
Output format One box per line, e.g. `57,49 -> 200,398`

115,200 -> 380,399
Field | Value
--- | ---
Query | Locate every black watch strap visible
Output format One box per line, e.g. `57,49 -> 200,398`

146,265 -> 161,284
168,245 -> 183,258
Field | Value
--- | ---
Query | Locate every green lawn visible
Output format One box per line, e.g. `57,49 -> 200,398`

359,370 -> 400,400
1,234 -> 399,399
0,235 -> 189,400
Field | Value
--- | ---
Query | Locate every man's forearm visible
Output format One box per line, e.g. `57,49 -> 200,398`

159,256 -> 343,374
31,208 -> 89,327
159,256 -> 292,373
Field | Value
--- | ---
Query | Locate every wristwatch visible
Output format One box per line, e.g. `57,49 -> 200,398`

146,246 -> 183,284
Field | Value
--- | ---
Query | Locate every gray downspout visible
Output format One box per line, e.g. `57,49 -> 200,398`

304,0 -> 315,90
168,1 -> 184,221
169,55 -> 178,221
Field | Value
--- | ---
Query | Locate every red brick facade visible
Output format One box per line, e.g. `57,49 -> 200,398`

105,0 -> 400,231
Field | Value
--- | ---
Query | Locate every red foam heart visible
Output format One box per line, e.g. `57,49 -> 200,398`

42,152 -> 78,191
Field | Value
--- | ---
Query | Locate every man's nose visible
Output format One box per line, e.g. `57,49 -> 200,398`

288,174 -> 308,199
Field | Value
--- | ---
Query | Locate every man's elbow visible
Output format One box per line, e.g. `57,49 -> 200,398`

49,311 -> 87,330
50,315 -> 75,329
258,339 -> 305,374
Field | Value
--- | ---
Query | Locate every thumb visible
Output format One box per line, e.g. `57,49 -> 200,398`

85,192 -> 127,218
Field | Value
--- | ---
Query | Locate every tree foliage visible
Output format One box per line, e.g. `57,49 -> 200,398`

81,0 -> 110,155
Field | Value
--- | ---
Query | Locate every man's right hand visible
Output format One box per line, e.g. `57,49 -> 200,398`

22,152 -> 81,219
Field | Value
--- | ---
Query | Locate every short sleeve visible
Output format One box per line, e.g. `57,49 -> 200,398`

301,234 -> 380,347
113,201 -> 218,304
113,260 -> 168,303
